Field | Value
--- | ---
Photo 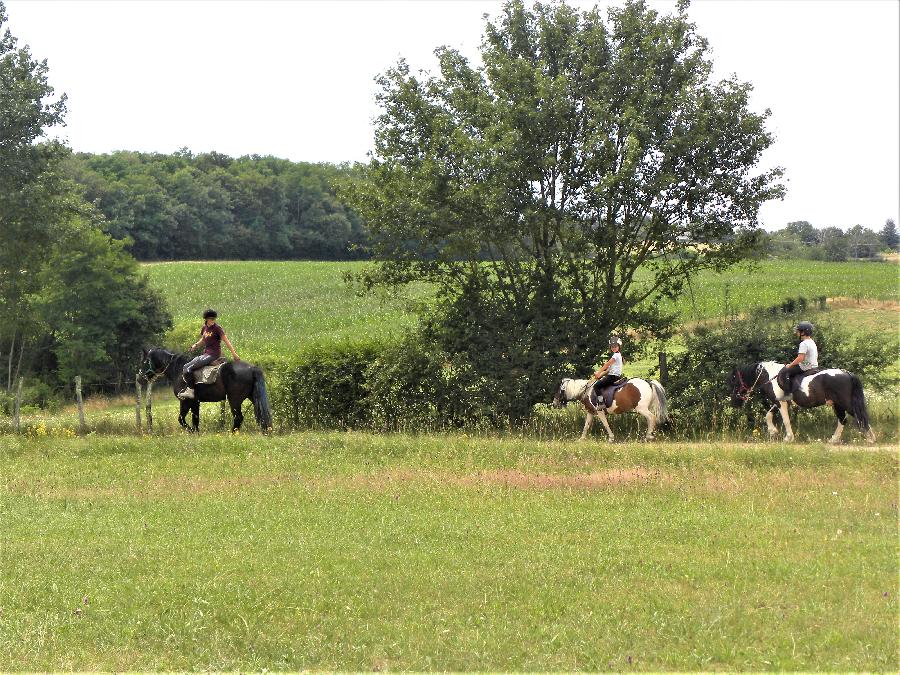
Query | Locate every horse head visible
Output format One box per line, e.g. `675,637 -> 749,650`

552,378 -> 572,407
142,347 -> 175,382
728,364 -> 759,408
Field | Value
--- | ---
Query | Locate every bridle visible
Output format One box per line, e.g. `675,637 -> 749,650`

144,350 -> 176,382
735,364 -> 766,401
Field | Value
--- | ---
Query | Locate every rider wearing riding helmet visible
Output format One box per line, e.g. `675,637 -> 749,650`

781,321 -> 818,392
177,309 -> 241,400
593,337 -> 625,397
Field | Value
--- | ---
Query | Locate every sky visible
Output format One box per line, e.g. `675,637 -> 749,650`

5,0 -> 899,231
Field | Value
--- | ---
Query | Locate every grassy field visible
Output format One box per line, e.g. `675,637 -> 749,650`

144,259 -> 899,360
1,432 -> 896,671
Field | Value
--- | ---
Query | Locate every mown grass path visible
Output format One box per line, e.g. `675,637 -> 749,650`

2,433 -> 896,671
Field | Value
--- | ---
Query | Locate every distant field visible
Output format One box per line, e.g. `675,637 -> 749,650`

144,260 -> 898,360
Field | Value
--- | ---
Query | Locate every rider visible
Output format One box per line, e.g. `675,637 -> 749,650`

781,321 -> 818,393
593,337 -> 625,405
177,309 -> 241,400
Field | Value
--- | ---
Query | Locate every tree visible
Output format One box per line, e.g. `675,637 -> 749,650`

0,0 -> 70,389
784,221 -> 818,245
343,0 -> 784,417
880,218 -> 898,251
819,226 -> 848,262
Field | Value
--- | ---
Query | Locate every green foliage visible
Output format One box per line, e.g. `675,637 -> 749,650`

879,218 -> 898,250
0,5 -> 171,394
269,340 -> 384,430
344,0 -> 783,420
31,228 -> 172,387
63,151 -> 370,261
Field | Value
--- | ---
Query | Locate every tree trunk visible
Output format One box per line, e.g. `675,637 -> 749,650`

6,329 -> 15,392
12,336 -> 25,388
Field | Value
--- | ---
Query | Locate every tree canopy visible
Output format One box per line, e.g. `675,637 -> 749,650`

344,0 -> 784,416
64,151 -> 370,261
0,2 -> 171,394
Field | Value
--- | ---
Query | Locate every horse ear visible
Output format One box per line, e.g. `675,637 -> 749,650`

141,347 -> 147,358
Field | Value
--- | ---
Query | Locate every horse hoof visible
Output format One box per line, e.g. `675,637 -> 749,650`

784,435 -> 794,442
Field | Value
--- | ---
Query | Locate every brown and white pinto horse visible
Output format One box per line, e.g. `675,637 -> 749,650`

553,377 -> 669,441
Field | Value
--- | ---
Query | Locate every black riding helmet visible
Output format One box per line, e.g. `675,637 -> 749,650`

203,308 -> 218,320
794,321 -> 814,336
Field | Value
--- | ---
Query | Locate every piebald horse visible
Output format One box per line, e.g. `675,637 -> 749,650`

553,377 -> 669,441
728,361 -> 876,444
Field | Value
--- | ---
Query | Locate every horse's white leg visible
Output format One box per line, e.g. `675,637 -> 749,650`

866,427 -> 877,444
596,409 -> 614,442
779,401 -> 794,442
580,411 -> 593,440
828,418 -> 844,445
765,404 -> 779,439
639,406 -> 656,441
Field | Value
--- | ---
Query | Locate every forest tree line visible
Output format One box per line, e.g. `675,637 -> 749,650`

64,151 -> 370,261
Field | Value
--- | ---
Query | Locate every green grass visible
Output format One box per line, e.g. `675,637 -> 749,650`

1,432 -> 896,671
144,259 -> 899,360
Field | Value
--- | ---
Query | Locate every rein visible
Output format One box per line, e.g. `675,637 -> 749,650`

736,365 -> 766,401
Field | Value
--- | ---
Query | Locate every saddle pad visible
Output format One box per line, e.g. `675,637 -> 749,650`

196,358 -> 227,385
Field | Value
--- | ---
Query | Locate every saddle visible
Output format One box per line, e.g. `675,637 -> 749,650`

195,358 -> 228,385
777,366 -> 823,394
589,376 -> 629,409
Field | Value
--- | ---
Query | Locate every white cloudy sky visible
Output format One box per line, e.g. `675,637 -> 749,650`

5,0 -> 899,230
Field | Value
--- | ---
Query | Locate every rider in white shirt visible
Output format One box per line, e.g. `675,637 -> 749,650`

782,321 -> 818,391
593,337 -> 625,397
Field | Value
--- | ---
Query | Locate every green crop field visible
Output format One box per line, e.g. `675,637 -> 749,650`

1,432 -> 896,671
144,260 -> 899,361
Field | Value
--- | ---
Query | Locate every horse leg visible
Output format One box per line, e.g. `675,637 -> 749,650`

829,406 -> 847,445
765,403 -> 780,439
191,401 -> 200,433
178,400 -> 190,431
580,409 -> 594,440
779,401 -> 795,442
596,409 -> 614,442
639,408 -> 656,441
229,396 -> 244,433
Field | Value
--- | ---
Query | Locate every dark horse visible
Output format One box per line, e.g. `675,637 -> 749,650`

728,361 -> 875,444
141,348 -> 273,433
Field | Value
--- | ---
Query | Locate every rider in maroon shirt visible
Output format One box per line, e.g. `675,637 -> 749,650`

177,309 -> 241,400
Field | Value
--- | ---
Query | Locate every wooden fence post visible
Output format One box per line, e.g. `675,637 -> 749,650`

13,377 -> 23,433
74,375 -> 86,435
658,352 -> 668,388
134,373 -> 143,433
145,379 -> 154,432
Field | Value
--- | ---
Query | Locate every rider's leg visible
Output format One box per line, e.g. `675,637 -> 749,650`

179,354 -> 214,399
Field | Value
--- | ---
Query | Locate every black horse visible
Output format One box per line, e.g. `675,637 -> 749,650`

728,360 -> 875,444
141,348 -> 272,433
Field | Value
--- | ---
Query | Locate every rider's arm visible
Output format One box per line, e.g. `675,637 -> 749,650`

223,333 -> 240,361
593,357 -> 614,378
787,352 -> 806,368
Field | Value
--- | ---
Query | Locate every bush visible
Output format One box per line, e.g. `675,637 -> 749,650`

269,339 -> 384,430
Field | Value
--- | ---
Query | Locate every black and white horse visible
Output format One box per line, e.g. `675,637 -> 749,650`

728,361 -> 876,444
553,377 -> 669,441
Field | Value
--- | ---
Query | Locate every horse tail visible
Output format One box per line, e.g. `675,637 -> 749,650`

252,367 -> 273,432
848,372 -> 870,431
650,379 -> 669,424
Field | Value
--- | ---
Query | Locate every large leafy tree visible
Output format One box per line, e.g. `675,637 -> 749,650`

344,0 -> 784,415
0,2 -> 170,392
